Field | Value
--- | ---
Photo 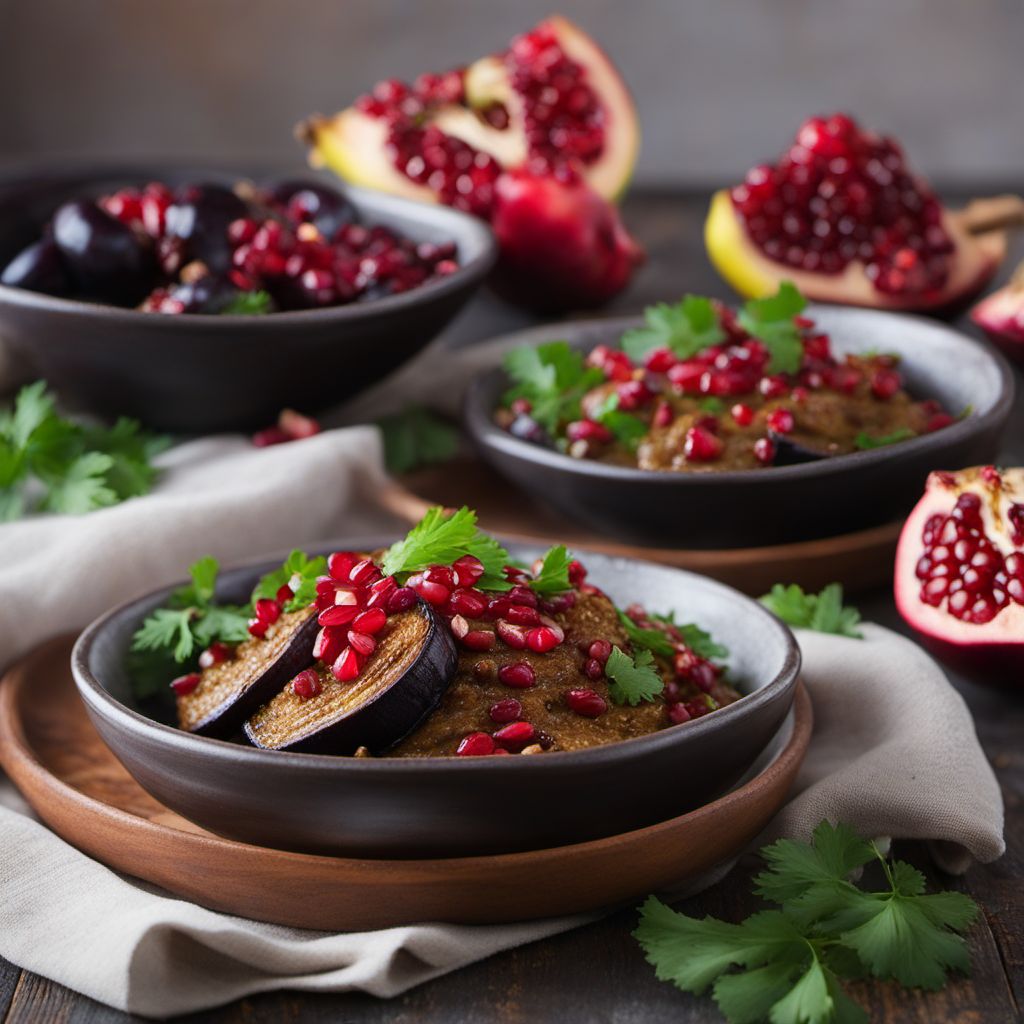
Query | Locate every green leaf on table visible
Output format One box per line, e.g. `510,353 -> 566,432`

376,405 -> 460,475
760,583 -> 863,639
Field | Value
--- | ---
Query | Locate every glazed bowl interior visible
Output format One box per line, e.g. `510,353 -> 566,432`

0,167 -> 496,432
72,539 -> 800,858
464,305 -> 1014,548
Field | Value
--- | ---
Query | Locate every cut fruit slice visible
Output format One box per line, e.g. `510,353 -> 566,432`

972,258 -> 1024,367
176,607 -> 319,737
300,15 -> 639,212
244,603 -> 457,754
704,114 -> 1020,314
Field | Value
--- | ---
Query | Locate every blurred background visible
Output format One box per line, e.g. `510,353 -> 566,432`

2,0 -> 1022,187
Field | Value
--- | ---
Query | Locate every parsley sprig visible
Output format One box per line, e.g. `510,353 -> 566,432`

738,282 -> 808,375
635,821 -> 979,1024
221,289 -> 272,315
0,381 -> 168,520
503,341 -> 604,436
854,428 -> 916,450
589,392 -> 648,450
760,583 -> 863,638
252,549 -> 327,612
605,646 -> 665,706
529,544 -> 573,594
621,295 -> 726,363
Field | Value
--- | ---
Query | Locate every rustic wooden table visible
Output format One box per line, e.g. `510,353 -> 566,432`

1,191 -> 1022,1023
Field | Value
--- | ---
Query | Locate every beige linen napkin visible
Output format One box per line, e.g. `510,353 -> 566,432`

0,426 -> 1004,1018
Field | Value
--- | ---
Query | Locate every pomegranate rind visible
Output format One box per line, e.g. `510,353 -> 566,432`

894,468 -> 1024,683
302,16 -> 639,205
971,284 -> 1024,367
705,189 -> 1004,312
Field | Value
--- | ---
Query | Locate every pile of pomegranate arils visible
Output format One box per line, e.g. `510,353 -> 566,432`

98,179 -> 460,314
214,547 -> 725,756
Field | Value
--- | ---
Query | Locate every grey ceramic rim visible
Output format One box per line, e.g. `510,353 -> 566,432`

0,183 -> 497,325
71,538 -> 802,775
464,304 -> 1016,486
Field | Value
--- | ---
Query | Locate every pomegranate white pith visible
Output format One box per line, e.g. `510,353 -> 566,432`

972,262 -> 1024,366
895,467 -> 1024,674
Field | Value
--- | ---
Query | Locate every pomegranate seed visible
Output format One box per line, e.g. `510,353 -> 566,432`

496,619 -> 529,649
759,375 -> 789,399
461,629 -> 496,651
457,732 -> 495,756
387,587 -> 418,613
247,617 -> 269,639
653,400 -> 674,428
313,626 -> 346,663
275,584 -> 294,605
493,721 -> 536,749
333,587 -> 360,607
424,564 -> 456,588
449,614 -> 470,638
489,698 -> 523,723
332,647 -> 361,682
754,437 -> 776,464
170,672 -> 201,696
526,626 -> 561,652
412,578 -> 451,605
588,639 -> 612,662
328,551 -> 356,581
506,604 -> 541,626
291,669 -> 322,699
766,409 -> 795,434
566,420 -> 613,444
870,367 -> 902,400
567,560 -> 588,586
684,426 -> 723,462
448,588 -> 489,617
347,630 -> 376,656
731,403 -> 755,427
452,554 -> 485,585
499,661 -> 537,688
318,604 -> 360,627
667,703 -> 692,724
254,598 -> 282,626
352,608 -> 387,634
565,688 -> 607,717
584,658 -> 604,680
198,641 -> 232,669
349,559 -> 381,585
279,409 -> 321,440
645,348 -> 677,373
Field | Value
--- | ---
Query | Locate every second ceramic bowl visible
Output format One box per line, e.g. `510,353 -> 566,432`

464,305 -> 1015,547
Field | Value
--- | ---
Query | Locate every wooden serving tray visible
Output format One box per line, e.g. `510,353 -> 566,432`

378,459 -> 900,595
0,638 -> 811,932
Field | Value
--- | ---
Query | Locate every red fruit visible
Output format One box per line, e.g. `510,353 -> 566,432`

327,551 -> 355,582
457,732 -> 496,756
684,425 -> 723,462
869,367 -> 901,400
247,617 -> 269,639
352,607 -> 387,634
667,703 -> 692,724
754,437 -> 776,465
318,603 -> 360,627
332,647 -> 362,682
170,672 -> 201,696
489,169 -> 643,312
461,629 -> 496,651
496,619 -> 529,649
566,419 -> 613,444
386,587 -> 418,613
587,638 -> 612,663
493,721 -> 536,750
972,261 -> 1024,367
766,408 -> 795,434
198,641 -> 232,669
707,113 -> 1005,312
452,554 -> 485,586
498,661 -> 537,688
895,466 -> 1024,682
254,598 -> 282,626
411,577 -> 451,605
565,688 -> 607,717
291,669 -> 322,699
313,626 -> 346,664
489,698 -> 523,723
349,559 -> 381,585
347,630 -> 377,656
731,403 -> 755,427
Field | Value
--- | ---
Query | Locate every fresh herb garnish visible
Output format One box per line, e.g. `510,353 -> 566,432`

649,611 -> 731,660
252,549 -> 327,612
854,428 -> 916,450
222,289 -> 272,315
760,583 -> 863,638
699,397 -> 726,413
131,557 -> 251,664
382,505 -> 512,591
0,381 -> 168,520
621,295 -> 726,363
635,820 -> 979,1024
530,544 -> 573,594
590,392 -> 648,450
376,405 -> 460,474
606,645 -> 665,705
617,610 -> 675,657
503,341 -> 604,435
738,282 -> 808,375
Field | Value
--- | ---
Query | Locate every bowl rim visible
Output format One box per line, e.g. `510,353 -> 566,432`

0,180 -> 497,326
464,304 -> 1016,487
70,537 -> 802,775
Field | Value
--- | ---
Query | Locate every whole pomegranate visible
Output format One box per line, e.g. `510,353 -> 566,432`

895,466 -> 1024,682
489,169 -> 644,312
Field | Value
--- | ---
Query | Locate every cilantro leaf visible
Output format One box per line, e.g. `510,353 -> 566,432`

738,282 -> 808,375
503,342 -> 604,435
252,549 -> 327,612
617,609 -> 675,657
590,392 -> 649,450
41,452 -> 118,514
760,583 -> 862,639
382,506 -> 512,590
647,610 -> 730,660
82,418 -> 170,499
132,608 -> 196,662
529,545 -> 573,594
606,646 -> 664,705
621,296 -> 726,363
376,406 -> 459,475
221,289 -> 272,315
853,428 -> 916,450
192,605 -> 252,646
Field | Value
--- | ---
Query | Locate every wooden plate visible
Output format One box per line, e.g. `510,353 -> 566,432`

0,638 -> 811,931
377,459 -> 900,595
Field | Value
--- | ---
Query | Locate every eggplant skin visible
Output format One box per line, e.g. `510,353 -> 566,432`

768,431 -> 829,466
184,611 -> 320,739
244,604 -> 459,756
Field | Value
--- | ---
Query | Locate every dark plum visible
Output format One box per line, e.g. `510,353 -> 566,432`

165,183 -> 250,273
1,239 -> 70,296
52,201 -> 153,304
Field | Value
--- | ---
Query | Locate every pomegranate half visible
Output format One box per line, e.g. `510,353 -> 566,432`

972,260 -> 1024,367
301,16 -> 639,212
895,466 -> 1024,682
705,113 -> 1019,314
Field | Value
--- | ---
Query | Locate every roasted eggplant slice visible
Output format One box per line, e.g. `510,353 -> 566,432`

176,608 -> 319,737
244,603 -> 458,755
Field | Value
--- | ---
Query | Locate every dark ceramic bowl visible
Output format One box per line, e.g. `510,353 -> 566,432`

0,168 -> 495,432
71,539 -> 800,858
464,306 -> 1016,548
